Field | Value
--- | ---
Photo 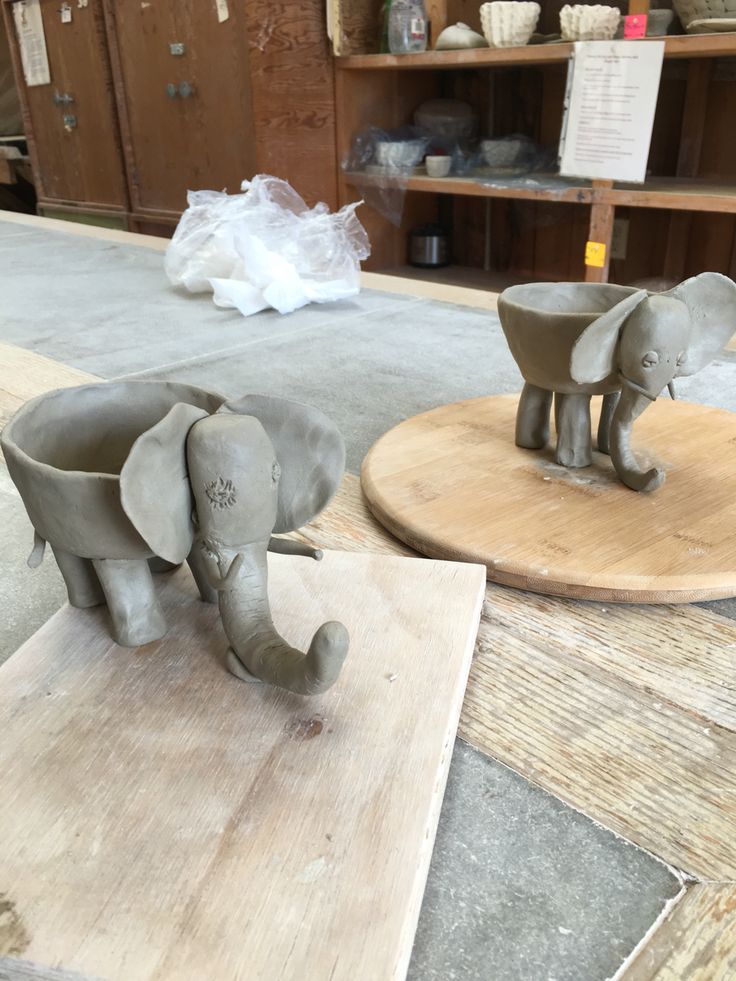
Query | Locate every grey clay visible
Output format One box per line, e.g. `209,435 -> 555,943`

497,272 -> 736,491
2,382 -> 348,694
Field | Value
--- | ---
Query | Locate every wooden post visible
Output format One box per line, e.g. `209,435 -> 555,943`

425,0 -> 449,47
584,180 -> 615,283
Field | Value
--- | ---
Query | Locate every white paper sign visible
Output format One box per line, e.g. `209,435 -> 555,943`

559,40 -> 665,184
13,0 -> 51,87
215,0 -> 229,23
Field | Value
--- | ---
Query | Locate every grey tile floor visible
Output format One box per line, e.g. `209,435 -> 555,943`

5,223 -> 733,978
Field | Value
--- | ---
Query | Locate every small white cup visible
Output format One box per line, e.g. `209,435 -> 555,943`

425,155 -> 452,178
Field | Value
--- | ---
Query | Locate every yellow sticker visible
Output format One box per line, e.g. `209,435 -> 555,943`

585,241 -> 607,268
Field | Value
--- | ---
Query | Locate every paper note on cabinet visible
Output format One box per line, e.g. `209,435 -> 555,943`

215,0 -> 230,23
559,40 -> 665,184
12,0 -> 51,87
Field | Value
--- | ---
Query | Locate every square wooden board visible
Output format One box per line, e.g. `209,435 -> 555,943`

0,550 -> 485,981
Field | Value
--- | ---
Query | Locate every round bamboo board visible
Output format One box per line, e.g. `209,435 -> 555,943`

361,394 -> 736,603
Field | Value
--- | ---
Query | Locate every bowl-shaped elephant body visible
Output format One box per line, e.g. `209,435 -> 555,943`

3,381 -> 350,694
496,273 -> 736,492
3,380 -> 223,559
498,283 -> 640,394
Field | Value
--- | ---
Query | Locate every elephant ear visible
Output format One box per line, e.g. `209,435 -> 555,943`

662,272 -> 736,377
218,394 -> 345,533
570,290 -> 648,384
120,403 -> 209,564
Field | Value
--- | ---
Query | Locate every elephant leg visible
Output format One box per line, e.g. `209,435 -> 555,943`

187,546 -> 218,604
515,382 -> 553,449
92,558 -> 167,647
554,393 -> 592,468
52,547 -> 105,609
597,392 -> 620,456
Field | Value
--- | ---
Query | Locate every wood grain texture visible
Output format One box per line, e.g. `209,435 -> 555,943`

1,0 -> 127,210
361,394 -> 736,603
620,885 -> 736,980
295,474 -> 736,881
336,32 -> 736,67
245,0 -> 338,209
0,552 -> 485,979
103,0 -> 256,217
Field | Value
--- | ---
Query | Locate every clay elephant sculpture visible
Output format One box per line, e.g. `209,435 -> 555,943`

2,382 -> 348,694
497,272 -> 736,492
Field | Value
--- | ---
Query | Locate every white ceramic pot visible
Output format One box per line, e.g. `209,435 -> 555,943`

480,136 -> 534,168
560,4 -> 621,41
480,1 -> 541,48
375,140 -> 426,169
425,156 -> 452,177
435,22 -> 487,49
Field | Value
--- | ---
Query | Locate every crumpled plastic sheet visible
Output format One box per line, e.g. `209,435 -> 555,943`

164,175 -> 371,317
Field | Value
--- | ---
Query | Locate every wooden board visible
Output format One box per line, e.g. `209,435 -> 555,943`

293,474 -> 736,882
620,884 -> 736,980
0,552 -> 485,980
361,394 -> 736,603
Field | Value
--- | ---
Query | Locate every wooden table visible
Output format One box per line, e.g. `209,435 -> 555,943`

1,213 -> 735,978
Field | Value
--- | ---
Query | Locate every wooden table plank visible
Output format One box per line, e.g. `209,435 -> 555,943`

620,884 -> 736,980
0,553 -> 485,979
298,474 -> 736,881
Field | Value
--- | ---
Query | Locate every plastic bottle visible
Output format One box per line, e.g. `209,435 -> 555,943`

388,0 -> 428,54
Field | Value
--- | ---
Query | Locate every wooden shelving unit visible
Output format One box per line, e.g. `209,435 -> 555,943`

336,32 -> 736,71
333,11 -> 736,289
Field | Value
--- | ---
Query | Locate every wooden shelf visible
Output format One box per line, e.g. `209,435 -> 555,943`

344,172 -> 736,213
337,33 -> 736,71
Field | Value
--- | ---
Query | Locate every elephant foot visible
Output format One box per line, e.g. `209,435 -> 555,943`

225,648 -> 265,683
554,392 -> 592,469
555,444 -> 593,469
597,392 -> 620,456
515,383 -> 552,450
619,467 -> 665,493
52,547 -> 105,609
92,558 -> 168,647
187,547 -> 218,605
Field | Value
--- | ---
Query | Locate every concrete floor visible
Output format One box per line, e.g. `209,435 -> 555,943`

4,222 -> 736,978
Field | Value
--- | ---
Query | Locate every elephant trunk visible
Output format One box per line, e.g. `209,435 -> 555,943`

211,541 -> 348,695
609,383 -> 664,493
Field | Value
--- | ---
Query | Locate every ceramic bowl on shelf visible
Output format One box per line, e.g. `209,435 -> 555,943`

673,0 -> 736,28
425,155 -> 452,178
375,140 -> 426,169
414,99 -> 478,143
646,9 -> 676,34
560,4 -> 621,41
480,1 -> 541,48
480,136 -> 534,168
435,22 -> 487,49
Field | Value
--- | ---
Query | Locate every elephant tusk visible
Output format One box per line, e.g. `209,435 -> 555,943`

668,381 -> 677,400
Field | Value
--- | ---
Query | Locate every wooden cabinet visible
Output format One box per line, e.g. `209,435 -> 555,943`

103,0 -> 256,223
3,0 -> 338,228
2,0 -> 128,220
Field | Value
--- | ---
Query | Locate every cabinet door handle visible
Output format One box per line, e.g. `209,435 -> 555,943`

166,83 -> 178,98
178,81 -> 194,99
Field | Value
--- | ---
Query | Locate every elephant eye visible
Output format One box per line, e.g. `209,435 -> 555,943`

642,351 -> 659,368
272,461 -> 281,483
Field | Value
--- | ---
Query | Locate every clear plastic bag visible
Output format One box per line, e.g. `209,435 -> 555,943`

164,175 -> 371,316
